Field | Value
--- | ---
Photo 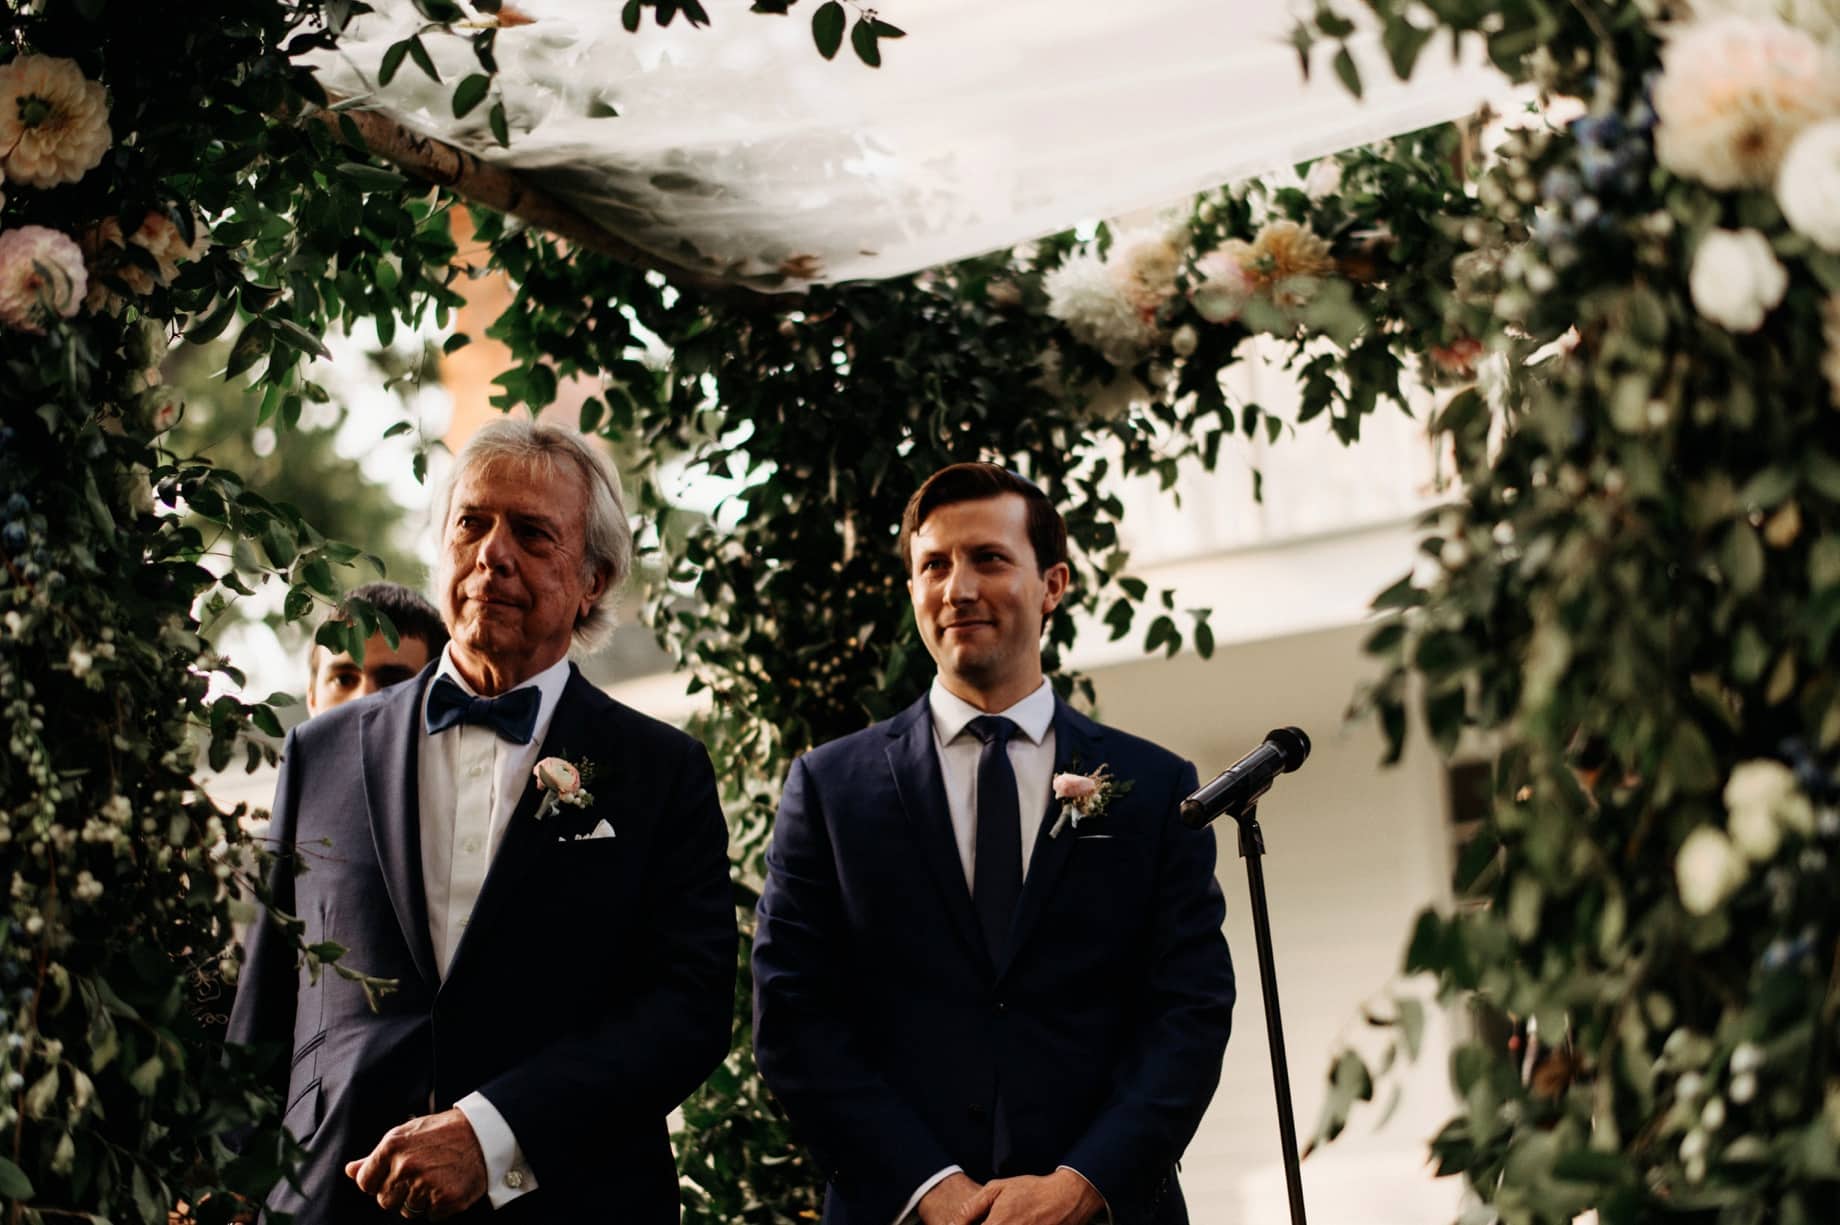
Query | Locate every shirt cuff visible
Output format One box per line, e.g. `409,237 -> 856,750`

456,1091 -> 538,1208
1056,1166 -> 1111,1225
895,1165 -> 962,1225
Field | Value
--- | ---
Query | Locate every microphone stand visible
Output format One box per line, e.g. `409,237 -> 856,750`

1234,803 -> 1308,1225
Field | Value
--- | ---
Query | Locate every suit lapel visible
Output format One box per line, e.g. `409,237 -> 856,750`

884,698 -> 993,976
441,666 -> 602,986
359,670 -> 440,990
999,698 -> 1103,979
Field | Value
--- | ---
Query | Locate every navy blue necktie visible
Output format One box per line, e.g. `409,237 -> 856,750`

424,675 -> 540,745
967,715 -> 1023,961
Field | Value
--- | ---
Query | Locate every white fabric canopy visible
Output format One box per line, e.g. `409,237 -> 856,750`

310,1 -> 1506,287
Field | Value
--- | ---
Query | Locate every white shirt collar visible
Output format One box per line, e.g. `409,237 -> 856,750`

427,645 -> 573,742
927,676 -> 1055,746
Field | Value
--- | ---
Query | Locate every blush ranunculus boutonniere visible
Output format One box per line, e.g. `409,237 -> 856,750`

533,755 -> 595,822
1048,765 -> 1134,839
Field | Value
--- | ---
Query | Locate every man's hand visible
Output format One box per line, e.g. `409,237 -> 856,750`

918,1171 -> 990,1225
961,1170 -> 1105,1225
344,1109 -> 489,1221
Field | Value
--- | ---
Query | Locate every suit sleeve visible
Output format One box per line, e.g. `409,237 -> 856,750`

751,755 -> 958,1225
1061,758 -> 1236,1213
477,736 -> 736,1176
225,726 -> 305,1103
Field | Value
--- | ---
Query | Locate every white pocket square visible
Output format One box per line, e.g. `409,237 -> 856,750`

574,818 -> 616,841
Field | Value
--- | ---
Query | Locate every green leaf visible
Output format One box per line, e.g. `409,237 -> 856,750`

383,421 -> 414,439
407,35 -> 441,83
1396,997 -> 1425,1060
1332,45 -> 1363,99
812,1 -> 845,58
270,316 -> 332,360
1381,17 -> 1434,80
411,0 -> 465,19
452,72 -> 491,118
337,162 -> 409,192
488,100 -> 510,147
1722,521 -> 1765,595
185,295 -> 239,344
0,1156 -> 32,1200
850,16 -> 882,66
262,520 -> 298,569
380,39 -> 411,87
621,0 -> 642,31
224,321 -> 272,381
1192,615 -> 1215,660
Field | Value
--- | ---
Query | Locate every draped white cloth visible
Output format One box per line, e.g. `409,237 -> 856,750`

309,1 -> 1506,287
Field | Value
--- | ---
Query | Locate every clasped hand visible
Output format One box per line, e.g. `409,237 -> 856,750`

344,1108 -> 488,1220
920,1169 -> 1105,1225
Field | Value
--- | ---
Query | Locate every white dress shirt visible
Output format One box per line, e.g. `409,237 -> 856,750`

416,647 -> 572,1208
897,679 -> 1107,1225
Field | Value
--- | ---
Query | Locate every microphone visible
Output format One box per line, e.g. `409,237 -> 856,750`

1180,727 -> 1311,829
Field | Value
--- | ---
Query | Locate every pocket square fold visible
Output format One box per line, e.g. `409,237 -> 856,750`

573,818 -> 616,841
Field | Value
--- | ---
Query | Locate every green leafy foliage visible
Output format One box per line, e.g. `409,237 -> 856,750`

1298,1 -> 1840,1219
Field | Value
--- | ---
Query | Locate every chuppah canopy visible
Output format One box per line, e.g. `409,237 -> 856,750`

309,0 -> 1506,288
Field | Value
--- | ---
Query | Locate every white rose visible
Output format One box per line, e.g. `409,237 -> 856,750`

1654,16 -> 1840,190
1729,800 -> 1783,860
1304,157 -> 1344,201
1689,229 -> 1788,332
1170,324 -> 1198,357
1779,120 -> 1840,251
1677,826 -> 1747,915
1724,757 -> 1815,838
0,224 -> 88,333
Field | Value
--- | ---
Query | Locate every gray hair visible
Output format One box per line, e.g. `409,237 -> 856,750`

436,418 -> 633,653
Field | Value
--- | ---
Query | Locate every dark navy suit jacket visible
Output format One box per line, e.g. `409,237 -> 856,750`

227,663 -> 735,1224
752,695 -> 1235,1225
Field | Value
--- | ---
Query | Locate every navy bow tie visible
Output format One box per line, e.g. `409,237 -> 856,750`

424,675 -> 541,745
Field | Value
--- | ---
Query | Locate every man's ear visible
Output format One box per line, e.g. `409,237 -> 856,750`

579,565 -> 611,619
1040,562 -> 1071,616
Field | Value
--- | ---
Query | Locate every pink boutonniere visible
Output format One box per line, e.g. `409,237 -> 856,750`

1048,765 -> 1133,838
533,755 -> 595,822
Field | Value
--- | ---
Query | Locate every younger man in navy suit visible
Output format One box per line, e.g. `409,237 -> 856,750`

753,463 -> 1236,1225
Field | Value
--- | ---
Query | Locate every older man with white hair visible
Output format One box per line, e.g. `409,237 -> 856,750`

229,419 -> 735,1224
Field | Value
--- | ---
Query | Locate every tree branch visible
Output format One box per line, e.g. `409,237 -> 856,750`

314,106 -> 800,306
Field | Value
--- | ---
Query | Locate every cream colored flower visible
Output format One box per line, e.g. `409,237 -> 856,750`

81,211 -> 207,311
1779,119 -> 1840,249
1191,243 -> 1256,323
0,55 -> 111,189
1689,228 -> 1788,332
1045,249 -> 1161,364
1724,758 -> 1814,858
130,211 -> 208,283
0,225 -> 88,333
1654,16 -> 1840,190
1250,220 -> 1337,282
1677,826 -> 1747,914
1107,230 -> 1181,320
1729,801 -> 1783,859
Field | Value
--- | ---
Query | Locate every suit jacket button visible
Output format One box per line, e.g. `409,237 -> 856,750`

968,1103 -> 987,1119
995,999 -> 1007,1013
504,1170 -> 525,1189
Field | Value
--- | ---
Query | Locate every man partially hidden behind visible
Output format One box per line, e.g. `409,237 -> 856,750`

753,463 -> 1236,1225
228,420 -> 735,1222
305,581 -> 449,717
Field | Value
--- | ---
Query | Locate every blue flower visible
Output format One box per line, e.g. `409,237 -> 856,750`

2,523 -> 27,553
1573,113 -> 1627,149
1541,168 -> 1583,205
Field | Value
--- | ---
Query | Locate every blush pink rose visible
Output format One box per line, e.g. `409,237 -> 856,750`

534,756 -> 581,796
1053,773 -> 1100,802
